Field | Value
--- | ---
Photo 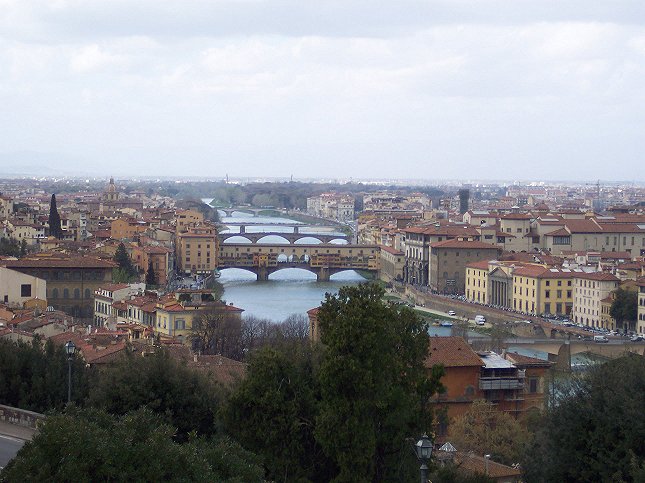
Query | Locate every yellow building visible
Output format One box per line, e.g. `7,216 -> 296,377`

512,266 -> 574,316
154,291 -> 243,345
465,260 -> 491,304
175,209 -> 204,233
176,223 -> 219,275
465,260 -> 575,316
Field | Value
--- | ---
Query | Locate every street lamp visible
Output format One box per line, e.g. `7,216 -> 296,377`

64,340 -> 76,405
415,433 -> 433,483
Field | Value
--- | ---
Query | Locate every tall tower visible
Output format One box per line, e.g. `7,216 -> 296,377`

458,189 -> 470,215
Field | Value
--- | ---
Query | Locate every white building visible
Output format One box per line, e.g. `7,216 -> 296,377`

0,267 -> 47,308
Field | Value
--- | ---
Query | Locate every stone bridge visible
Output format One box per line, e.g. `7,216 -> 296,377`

505,339 -> 645,370
218,224 -> 349,244
218,243 -> 380,281
218,207 -> 284,217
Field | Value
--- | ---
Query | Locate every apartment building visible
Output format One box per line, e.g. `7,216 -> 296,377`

176,223 -> 219,275
572,272 -> 620,328
429,240 -> 502,294
93,282 -> 146,327
306,193 -> 354,222
3,253 -> 116,318
426,337 -> 551,436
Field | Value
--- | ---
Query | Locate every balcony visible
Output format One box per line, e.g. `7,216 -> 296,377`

479,377 -> 525,391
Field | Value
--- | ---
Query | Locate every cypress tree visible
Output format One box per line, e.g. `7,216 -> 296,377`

114,243 -> 136,278
48,194 -> 63,239
145,260 -> 158,286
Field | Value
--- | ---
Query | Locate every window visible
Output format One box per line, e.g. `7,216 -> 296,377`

529,378 -> 539,393
557,290 -> 562,298
20,284 -> 32,297
63,288 -> 69,299
545,290 -> 550,298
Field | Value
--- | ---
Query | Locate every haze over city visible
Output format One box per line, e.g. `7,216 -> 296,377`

2,0 -> 645,181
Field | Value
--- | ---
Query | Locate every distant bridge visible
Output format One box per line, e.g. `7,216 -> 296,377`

217,207 -> 284,217
218,243 -> 380,281
218,223 -> 350,245
505,339 -> 645,370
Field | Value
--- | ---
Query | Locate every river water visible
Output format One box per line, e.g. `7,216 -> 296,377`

213,208 -> 365,321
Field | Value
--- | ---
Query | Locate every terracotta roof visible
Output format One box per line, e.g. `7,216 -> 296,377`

426,337 -> 483,368
513,266 -> 576,279
505,351 -> 552,367
501,213 -> 532,220
575,272 -> 619,281
430,239 -> 500,250
379,245 -> 403,255
466,260 -> 490,270
3,254 -> 116,269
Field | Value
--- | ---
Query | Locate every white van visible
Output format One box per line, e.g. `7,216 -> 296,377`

593,335 -> 609,343
474,315 -> 486,325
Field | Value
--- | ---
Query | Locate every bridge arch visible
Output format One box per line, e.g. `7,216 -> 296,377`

222,236 -> 253,244
256,234 -> 291,244
329,269 -> 368,281
268,267 -> 317,280
294,237 -> 324,244
329,238 -> 349,244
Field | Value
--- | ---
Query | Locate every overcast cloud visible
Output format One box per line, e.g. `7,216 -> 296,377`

1,1 -> 644,181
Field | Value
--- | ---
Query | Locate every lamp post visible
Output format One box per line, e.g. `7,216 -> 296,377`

484,454 -> 491,475
64,340 -> 76,405
415,433 -> 433,483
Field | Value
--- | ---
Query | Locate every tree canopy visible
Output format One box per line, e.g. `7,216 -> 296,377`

450,400 -> 528,466
87,350 -> 221,440
145,260 -> 158,286
223,346 -> 334,482
0,408 -> 264,482
610,287 -> 638,330
315,283 -> 443,482
0,338 -> 90,412
112,242 -> 137,281
522,354 -> 645,482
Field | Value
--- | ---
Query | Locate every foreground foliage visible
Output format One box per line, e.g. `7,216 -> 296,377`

0,408 -> 263,482
450,400 -> 528,466
0,339 -> 89,412
87,350 -> 221,440
522,355 -> 645,482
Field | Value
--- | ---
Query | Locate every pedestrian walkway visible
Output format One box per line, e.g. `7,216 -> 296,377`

0,421 -> 37,441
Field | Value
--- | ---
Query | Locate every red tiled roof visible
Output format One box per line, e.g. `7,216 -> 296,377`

505,352 -> 552,367
454,452 -> 521,478
426,337 -> 483,368
465,260 -> 490,270
379,245 -> 403,255
430,239 -> 500,250
3,254 -> 116,269
575,272 -> 620,281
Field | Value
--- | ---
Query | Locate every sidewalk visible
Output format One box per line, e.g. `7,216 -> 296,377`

0,421 -> 37,441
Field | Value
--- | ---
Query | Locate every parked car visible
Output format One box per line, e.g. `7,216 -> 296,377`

447,310 -> 456,316
593,335 -> 609,343
630,335 -> 644,342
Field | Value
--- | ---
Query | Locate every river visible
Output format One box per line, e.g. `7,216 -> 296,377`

212,208 -> 366,321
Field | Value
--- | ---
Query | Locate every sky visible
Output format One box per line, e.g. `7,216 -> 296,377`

1,1 -> 644,182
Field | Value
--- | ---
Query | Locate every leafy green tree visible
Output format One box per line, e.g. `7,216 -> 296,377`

112,242 -> 137,280
610,287 -> 638,331
0,407 -> 264,482
223,346 -> 335,482
0,338 -> 90,412
47,194 -> 63,239
19,238 -> 27,256
145,260 -> 158,286
87,350 -> 221,439
0,238 -> 21,257
450,400 -> 528,466
315,283 -> 443,482
522,354 -> 645,482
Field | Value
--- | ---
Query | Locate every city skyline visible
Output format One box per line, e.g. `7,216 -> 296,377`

1,1 -> 644,181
